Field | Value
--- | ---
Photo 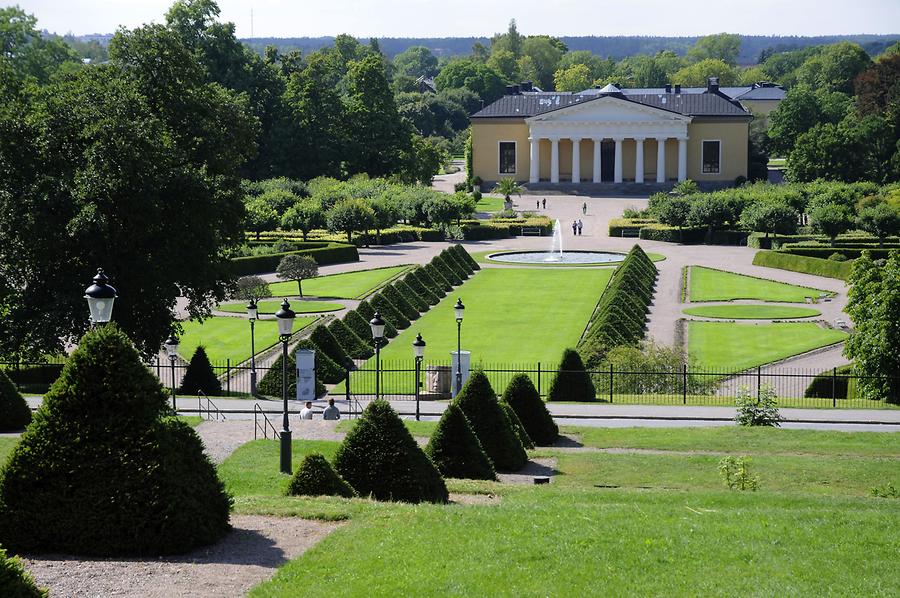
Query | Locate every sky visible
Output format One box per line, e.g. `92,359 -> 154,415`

18,0 -> 900,38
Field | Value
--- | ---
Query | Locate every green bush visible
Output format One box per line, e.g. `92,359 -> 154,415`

454,370 -> 527,471
403,271 -> 440,305
0,545 -> 46,597
0,325 -> 232,556
441,248 -> 471,280
344,309 -> 377,344
178,345 -> 222,396
735,385 -> 783,427
327,318 -> 373,360
356,300 -> 398,338
425,403 -> 496,480
501,373 -> 558,446
0,370 -> 31,432
432,253 -> 463,286
805,364 -> 855,400
548,349 -> 596,402
334,400 -> 448,503
2,363 -> 63,394
393,279 -> 428,313
369,293 -> 411,330
381,283 -> 420,321
451,243 -> 480,270
285,453 -> 356,498
421,263 -> 451,294
230,242 -> 359,276
752,250 -> 852,280
501,402 -> 534,449
310,325 -> 353,369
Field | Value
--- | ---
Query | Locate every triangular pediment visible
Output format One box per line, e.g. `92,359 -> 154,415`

527,95 -> 691,124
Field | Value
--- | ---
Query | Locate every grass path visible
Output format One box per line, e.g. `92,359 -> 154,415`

267,265 -> 410,299
690,266 -> 830,303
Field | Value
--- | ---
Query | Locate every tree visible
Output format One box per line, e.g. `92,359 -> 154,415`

558,50 -> 616,82
687,33 -> 742,65
244,196 -> 279,240
739,66 -> 769,85
326,198 -> 375,243
179,345 -> 222,395
547,349 -> 596,402
434,59 -> 507,104
844,251 -> 900,404
522,36 -> 564,90
854,53 -> 900,117
491,19 -> 524,59
688,196 -> 733,242
487,49 -> 519,81
654,196 -> 692,240
0,368 -> 31,432
0,6 -> 79,83
281,200 -> 325,241
796,41 -> 872,94
788,115 -> 896,183
857,203 -> 900,247
425,402 -> 496,480
768,86 -> 851,156
276,254 -> 319,296
399,134 -> 447,185
392,45 -> 438,78
233,275 -> 271,301
493,178 -> 523,209
810,203 -> 853,246
554,64 -> 592,92
739,202 -> 799,237
672,58 -> 738,86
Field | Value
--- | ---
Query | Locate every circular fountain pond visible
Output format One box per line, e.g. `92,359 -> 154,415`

487,250 -> 626,265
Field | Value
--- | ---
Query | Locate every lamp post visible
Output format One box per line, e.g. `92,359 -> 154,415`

369,312 -> 386,401
84,268 -> 117,325
275,298 -> 296,474
454,298 -> 465,394
164,335 -> 179,412
413,333 -> 426,421
247,298 -> 258,396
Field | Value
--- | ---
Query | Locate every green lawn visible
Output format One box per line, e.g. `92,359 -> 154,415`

0,437 -> 17,463
267,265 -> 410,299
470,250 -> 667,266
689,266 -> 830,303
178,316 -> 317,364
688,321 -> 848,370
474,195 -> 505,212
217,300 -> 343,315
682,305 -> 821,319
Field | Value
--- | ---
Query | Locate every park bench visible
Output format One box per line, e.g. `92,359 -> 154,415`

521,227 -> 543,236
620,228 -> 641,238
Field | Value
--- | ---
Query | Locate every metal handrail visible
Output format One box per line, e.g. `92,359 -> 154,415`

197,391 -> 226,421
253,403 -> 278,439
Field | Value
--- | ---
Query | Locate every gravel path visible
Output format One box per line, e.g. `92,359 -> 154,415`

196,421 -> 257,464
497,457 -> 557,484
21,515 -> 339,598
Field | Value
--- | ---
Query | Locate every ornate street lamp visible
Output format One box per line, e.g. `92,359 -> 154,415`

84,268 -> 117,325
275,299 -> 296,474
164,335 -> 179,411
369,312 -> 386,401
454,298 -> 465,394
412,333 -> 426,421
247,298 -> 258,395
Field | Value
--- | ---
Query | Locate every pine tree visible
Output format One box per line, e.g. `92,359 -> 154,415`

454,370 -> 527,471
0,369 -> 32,432
425,403 -> 496,480
178,345 -> 222,396
501,373 -> 558,445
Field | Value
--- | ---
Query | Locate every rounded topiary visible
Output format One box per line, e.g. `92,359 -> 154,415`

178,345 -> 222,396
425,403 -> 496,480
285,453 -> 356,498
501,402 -> 534,450
310,325 -> 353,369
327,318 -> 374,360
501,373 -> 558,446
0,324 -> 232,556
454,370 -> 527,471
548,349 -> 596,402
0,545 -> 46,597
334,400 -> 448,503
355,300 -> 398,338
0,370 -> 31,432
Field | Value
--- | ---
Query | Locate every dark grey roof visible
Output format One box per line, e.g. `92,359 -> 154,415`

471,91 -> 750,119
580,83 -> 785,102
733,86 -> 786,100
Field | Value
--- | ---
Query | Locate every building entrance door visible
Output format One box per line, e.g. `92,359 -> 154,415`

600,141 -> 615,182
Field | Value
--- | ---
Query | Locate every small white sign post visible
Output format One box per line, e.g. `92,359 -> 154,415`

295,349 -> 316,401
450,350 -> 471,397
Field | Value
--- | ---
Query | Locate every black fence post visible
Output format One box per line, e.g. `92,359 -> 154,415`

832,367 -> 837,408
757,366 -> 762,400
345,367 -> 352,418
682,363 -> 688,405
609,363 -> 614,403
226,359 -> 231,395
537,362 -> 541,398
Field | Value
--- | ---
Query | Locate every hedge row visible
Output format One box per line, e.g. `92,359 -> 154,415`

256,225 -> 445,246
804,364 -> 856,400
751,250 -> 853,281
778,246 -> 898,260
637,225 -> 747,245
230,242 -> 359,276
608,218 -> 659,237
578,245 -> 658,367
460,217 -> 553,240
403,270 -> 440,305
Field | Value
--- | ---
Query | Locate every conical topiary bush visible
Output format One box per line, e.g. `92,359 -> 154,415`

310,325 -> 353,369
454,370 -> 527,471
328,318 -> 374,360
0,369 -> 32,432
178,345 -> 222,396
501,402 -> 534,449
334,400 -> 448,503
501,373 -> 558,446
356,300 -> 398,338
0,545 -> 45,597
344,309 -> 376,342
285,453 -> 356,498
404,271 -> 440,305
548,348 -> 596,402
393,280 -> 428,313
452,243 -> 480,270
0,324 -> 232,556
424,262 -> 453,292
415,266 -> 447,297
370,293 -> 410,330
382,283 -> 420,321
256,350 -> 327,399
425,403 -> 496,480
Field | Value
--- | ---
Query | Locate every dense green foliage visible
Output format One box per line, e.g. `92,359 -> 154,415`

393,279 -> 428,312
0,545 -> 46,598
285,453 -> 356,498
334,400 -> 448,503
369,293 -> 411,330
256,346 -> 327,398
423,262 -> 453,292
752,250 -> 853,280
344,309 -> 378,343
454,370 -> 527,471
0,325 -> 231,556
451,243 -> 481,271
229,242 -> 359,276
501,373 -> 558,446
403,270 -> 440,305
309,325 -> 353,369
0,370 -> 31,432
735,385 -> 784,427
276,254 -> 319,297
178,345 -> 222,396
548,349 -> 597,402
432,254 -> 463,286
501,402 -> 535,450
328,318 -> 374,360
424,403 -> 496,480
356,300 -> 398,338
381,283 -> 420,321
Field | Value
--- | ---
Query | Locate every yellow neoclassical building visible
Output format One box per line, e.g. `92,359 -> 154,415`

470,79 -> 772,188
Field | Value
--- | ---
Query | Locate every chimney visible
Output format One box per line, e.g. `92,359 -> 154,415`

707,77 -> 719,93
512,84 -> 521,95
664,83 -> 672,93
521,81 -> 533,92
674,84 -> 681,94
505,85 -> 515,95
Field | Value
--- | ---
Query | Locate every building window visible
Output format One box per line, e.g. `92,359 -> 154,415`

499,142 -> 516,174
702,140 -> 721,174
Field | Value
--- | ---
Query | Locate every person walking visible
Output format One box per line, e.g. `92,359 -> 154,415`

536,199 -> 540,210
572,220 -> 577,235
582,202 -> 587,215
542,198 -> 546,209
577,219 -> 583,235
322,398 -> 341,420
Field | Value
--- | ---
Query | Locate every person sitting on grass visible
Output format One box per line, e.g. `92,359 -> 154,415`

323,398 -> 341,420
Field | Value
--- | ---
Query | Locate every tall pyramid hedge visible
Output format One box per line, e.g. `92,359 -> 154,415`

404,270 -> 440,305
334,400 -> 448,503
344,309 -> 376,343
370,293 -> 410,330
452,243 -> 480,270
415,266 -> 447,298
0,369 -> 32,432
502,373 -> 558,445
0,325 -> 232,556
393,279 -> 428,312
356,301 -> 397,338
501,402 -> 535,450
426,403 -> 496,480
454,370 -> 527,471
178,345 -> 222,396
424,262 -> 453,292
441,248 -> 470,280
432,254 -> 462,285
310,325 -> 353,369
381,283 -> 420,321
257,344 -> 329,397
328,318 -> 373,360
286,454 -> 356,498
548,348 -> 596,402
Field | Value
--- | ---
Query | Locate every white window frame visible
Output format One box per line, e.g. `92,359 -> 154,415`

498,140 -> 517,175
700,139 -> 722,175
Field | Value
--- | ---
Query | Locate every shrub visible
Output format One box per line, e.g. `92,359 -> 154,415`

440,248 -> 470,280
501,402 -> 534,450
805,364 -> 854,399
344,309 -> 377,342
229,242 -> 359,276
404,271 -> 440,305
369,293 -> 410,330
356,300 -> 398,338
735,385 -> 783,427
285,453 -> 356,498
752,250 -> 852,280
178,345 -> 222,396
0,324 -> 232,556
828,252 -> 848,261
0,545 -> 46,597
310,325 -> 353,369
454,370 -> 527,471
422,263 -> 452,293
393,279 -> 428,313
452,243 -> 480,270
501,373 -> 558,446
425,403 -> 496,480
673,179 -> 700,195
0,369 -> 31,432
718,456 -> 759,491
334,400 -> 448,503
381,283 -> 420,321
472,189 -> 482,200
327,318 -> 373,360
548,349 -> 596,402
432,253 -> 463,286
256,347 -> 327,397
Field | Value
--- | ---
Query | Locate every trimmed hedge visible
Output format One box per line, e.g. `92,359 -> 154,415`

370,293 -> 411,330
501,402 -> 534,450
432,253 -> 463,286
422,263 -> 452,293
460,217 -> 553,240
178,345 -> 222,396
451,243 -> 480,271
0,324 -> 232,556
440,248 -> 470,280
327,318 -> 374,360
2,363 -> 63,394
258,225 -> 444,246
752,250 -> 852,281
425,403 -> 496,481
230,242 -> 358,276
381,283 -> 420,321
334,400 -> 448,503
285,453 -> 356,498
501,373 -> 558,446
638,224 -> 705,244
0,545 -> 46,597
805,364 -> 856,400
0,369 -> 31,432
454,370 -> 527,471
548,349 -> 597,402
257,342 -> 334,395
608,218 -> 656,237
778,246 -> 897,260
344,309 -> 377,344
356,300 -> 398,338
404,270 -> 440,305
393,279 -> 428,313
310,325 -> 353,369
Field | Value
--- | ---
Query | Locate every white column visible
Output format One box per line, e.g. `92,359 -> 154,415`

656,137 -> 667,183
571,138 -> 581,183
613,137 -> 623,184
677,137 -> 688,182
592,138 -> 602,183
529,137 -> 539,184
550,138 -> 560,184
634,137 -> 645,184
